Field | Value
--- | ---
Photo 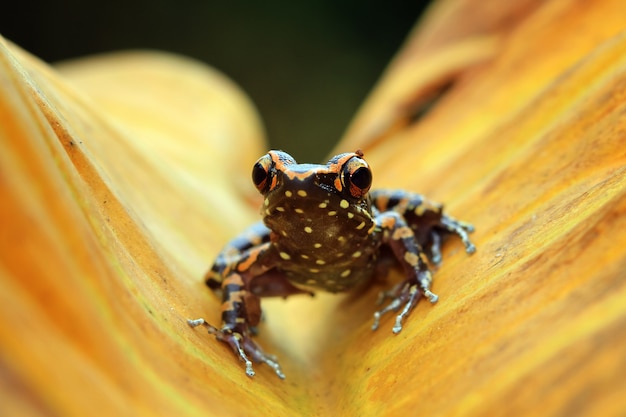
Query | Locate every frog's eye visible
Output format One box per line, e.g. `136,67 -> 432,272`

341,157 -> 372,199
252,154 -> 273,194
252,151 -> 296,194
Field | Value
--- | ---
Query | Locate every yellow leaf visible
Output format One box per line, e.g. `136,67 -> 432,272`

2,1 -> 626,416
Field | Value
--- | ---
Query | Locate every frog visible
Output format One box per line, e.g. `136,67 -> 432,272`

188,150 -> 475,379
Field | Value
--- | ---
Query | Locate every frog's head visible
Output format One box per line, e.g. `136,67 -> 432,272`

251,150 -> 374,245
251,150 -> 372,208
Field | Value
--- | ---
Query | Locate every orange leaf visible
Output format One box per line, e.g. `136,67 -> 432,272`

2,1 -> 626,416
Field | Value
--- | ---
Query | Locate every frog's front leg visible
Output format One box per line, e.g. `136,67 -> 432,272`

371,211 -> 439,334
204,222 -> 271,290
370,190 -> 475,265
187,314 -> 284,379
190,243 -> 305,379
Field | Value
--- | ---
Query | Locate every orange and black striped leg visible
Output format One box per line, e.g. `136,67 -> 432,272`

372,211 -> 437,333
370,190 -> 475,264
190,243 -> 287,379
204,222 -> 271,290
188,312 -> 284,379
221,268 -> 285,379
188,272 -> 285,379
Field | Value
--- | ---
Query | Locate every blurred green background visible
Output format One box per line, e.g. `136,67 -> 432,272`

1,1 -> 431,161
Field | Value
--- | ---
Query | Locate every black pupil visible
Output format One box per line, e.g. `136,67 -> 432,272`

252,162 -> 268,187
351,166 -> 372,190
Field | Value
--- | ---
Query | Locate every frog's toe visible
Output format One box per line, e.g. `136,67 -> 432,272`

243,337 -> 286,379
223,331 -> 285,379
440,216 -> 476,252
371,294 -> 403,331
188,318 -> 285,379
260,355 -> 285,379
371,280 -> 437,333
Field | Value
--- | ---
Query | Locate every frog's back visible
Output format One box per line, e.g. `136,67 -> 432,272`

261,153 -> 379,292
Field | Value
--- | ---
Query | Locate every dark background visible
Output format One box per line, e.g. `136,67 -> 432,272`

1,1 -> 431,161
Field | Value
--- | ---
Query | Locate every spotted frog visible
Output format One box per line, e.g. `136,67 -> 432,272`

189,150 -> 475,379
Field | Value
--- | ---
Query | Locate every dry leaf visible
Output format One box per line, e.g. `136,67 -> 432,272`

1,1 -> 626,416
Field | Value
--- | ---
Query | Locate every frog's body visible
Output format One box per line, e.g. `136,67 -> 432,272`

189,150 -> 475,379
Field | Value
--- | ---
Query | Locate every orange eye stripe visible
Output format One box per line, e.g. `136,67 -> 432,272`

334,177 -> 343,192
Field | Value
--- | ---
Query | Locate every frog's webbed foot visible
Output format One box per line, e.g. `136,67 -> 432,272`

440,216 -> 476,256
187,318 -> 285,379
371,275 -> 438,334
